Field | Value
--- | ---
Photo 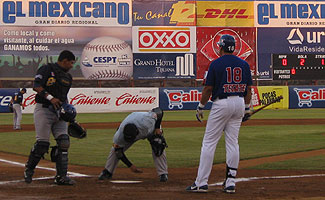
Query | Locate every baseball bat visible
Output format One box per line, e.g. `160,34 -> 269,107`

250,95 -> 283,116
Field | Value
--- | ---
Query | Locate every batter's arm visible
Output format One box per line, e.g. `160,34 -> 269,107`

196,86 -> 213,122
244,85 -> 252,105
200,86 -> 213,106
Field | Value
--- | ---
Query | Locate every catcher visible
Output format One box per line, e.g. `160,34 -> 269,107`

98,107 -> 168,182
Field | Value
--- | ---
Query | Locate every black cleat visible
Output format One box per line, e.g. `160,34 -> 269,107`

24,168 -> 34,184
98,169 -> 112,180
159,174 -> 168,182
185,182 -> 208,193
223,185 -> 236,193
54,175 -> 75,185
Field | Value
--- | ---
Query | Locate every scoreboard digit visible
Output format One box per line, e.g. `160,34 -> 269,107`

272,54 -> 325,80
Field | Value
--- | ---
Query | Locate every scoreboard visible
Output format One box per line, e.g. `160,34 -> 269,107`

272,54 -> 325,80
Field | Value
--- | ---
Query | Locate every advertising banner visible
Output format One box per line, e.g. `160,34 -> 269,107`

133,53 -> 196,79
255,1 -> 325,27
289,86 -> 325,108
159,87 -> 212,111
0,0 -> 132,27
196,27 -> 256,80
257,27 -> 325,80
0,26 -> 132,79
0,88 -> 20,113
6,88 -> 158,114
197,1 -> 254,27
251,86 -> 288,110
132,0 -> 196,26
132,26 -> 196,53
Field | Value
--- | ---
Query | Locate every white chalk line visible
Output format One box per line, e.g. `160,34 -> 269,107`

0,158 -> 91,185
1,158 -> 325,186
209,173 -> 325,186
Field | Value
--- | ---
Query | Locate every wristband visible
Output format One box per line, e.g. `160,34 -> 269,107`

245,104 -> 250,110
198,103 -> 205,109
46,94 -> 54,101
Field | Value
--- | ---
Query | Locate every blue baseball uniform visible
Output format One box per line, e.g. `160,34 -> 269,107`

194,54 -> 252,190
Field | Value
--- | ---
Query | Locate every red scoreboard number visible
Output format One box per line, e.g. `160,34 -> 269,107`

272,54 -> 325,80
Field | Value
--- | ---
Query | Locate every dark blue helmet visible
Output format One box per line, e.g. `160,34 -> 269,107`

217,34 -> 236,53
60,103 -> 76,122
151,107 -> 163,121
21,88 -> 27,93
123,123 -> 139,143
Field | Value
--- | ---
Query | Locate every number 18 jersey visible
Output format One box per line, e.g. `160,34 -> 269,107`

205,55 -> 252,101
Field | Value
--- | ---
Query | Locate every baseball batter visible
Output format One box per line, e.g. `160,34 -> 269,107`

24,50 -> 76,185
186,34 -> 252,193
98,108 -> 168,182
11,88 -> 26,130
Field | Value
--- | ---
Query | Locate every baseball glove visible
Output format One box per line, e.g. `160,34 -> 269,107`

8,103 -> 13,113
147,133 -> 168,157
68,121 -> 87,139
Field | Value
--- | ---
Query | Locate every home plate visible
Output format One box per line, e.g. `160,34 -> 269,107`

110,180 -> 143,184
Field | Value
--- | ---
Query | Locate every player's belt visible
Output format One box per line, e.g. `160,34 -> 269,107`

42,104 -> 50,108
215,95 -> 241,101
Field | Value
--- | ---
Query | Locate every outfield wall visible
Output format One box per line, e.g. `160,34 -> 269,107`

1,86 -> 324,113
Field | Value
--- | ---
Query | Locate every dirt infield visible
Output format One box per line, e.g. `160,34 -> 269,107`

0,119 -> 325,200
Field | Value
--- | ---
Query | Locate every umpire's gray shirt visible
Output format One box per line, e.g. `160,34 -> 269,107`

113,111 -> 157,147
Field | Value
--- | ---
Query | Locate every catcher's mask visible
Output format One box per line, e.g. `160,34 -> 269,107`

123,123 -> 139,143
60,103 -> 76,122
151,107 -> 163,121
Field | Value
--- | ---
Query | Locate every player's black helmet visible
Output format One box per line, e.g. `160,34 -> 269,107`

217,34 -> 236,53
60,103 -> 77,122
21,88 -> 27,93
123,123 -> 139,143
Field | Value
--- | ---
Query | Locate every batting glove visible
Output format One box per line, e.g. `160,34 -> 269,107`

196,103 -> 205,122
242,104 -> 251,122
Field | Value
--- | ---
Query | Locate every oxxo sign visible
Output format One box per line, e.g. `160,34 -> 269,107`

133,27 -> 196,53
139,30 -> 190,49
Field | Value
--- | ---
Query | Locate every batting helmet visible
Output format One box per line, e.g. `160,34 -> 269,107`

123,123 -> 139,143
217,34 -> 236,53
59,103 -> 76,122
21,88 -> 27,93
151,107 -> 163,121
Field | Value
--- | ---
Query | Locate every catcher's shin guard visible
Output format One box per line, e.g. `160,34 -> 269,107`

25,141 -> 50,183
55,135 -> 70,177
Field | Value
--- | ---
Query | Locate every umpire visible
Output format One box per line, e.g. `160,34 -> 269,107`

11,88 -> 26,130
24,50 -> 76,185
98,107 -> 168,182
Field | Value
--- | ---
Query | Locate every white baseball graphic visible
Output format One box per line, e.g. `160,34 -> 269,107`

80,36 -> 133,80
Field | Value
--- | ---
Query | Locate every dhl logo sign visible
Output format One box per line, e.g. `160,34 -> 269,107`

196,1 -> 254,27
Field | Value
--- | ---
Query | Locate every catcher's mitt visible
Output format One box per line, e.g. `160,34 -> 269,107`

8,103 -> 13,113
147,133 -> 168,157
68,121 -> 87,139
